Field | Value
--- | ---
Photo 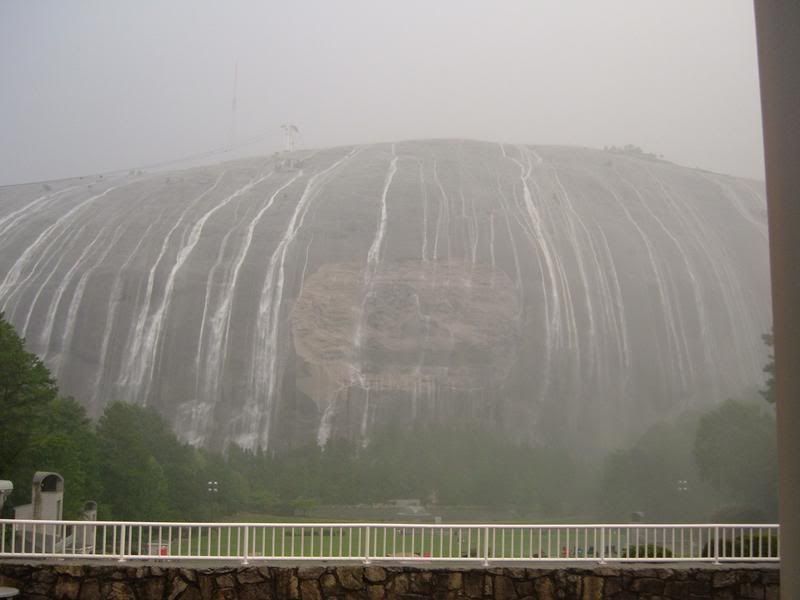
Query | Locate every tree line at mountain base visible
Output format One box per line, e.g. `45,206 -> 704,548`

0,313 -> 777,523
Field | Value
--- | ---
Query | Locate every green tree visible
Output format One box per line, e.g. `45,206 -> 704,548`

95,402 -> 170,519
693,399 -> 778,517
10,396 -> 98,517
598,411 -> 717,521
760,332 -> 775,405
0,313 -> 59,470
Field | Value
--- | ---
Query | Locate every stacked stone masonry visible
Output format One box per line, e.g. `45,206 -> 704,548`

0,563 -> 780,600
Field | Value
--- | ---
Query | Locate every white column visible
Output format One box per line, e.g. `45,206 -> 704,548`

754,3 -> 800,597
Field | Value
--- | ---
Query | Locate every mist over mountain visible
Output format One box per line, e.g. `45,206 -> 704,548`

0,140 -> 770,452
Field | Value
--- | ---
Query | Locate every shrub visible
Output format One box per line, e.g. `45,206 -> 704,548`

622,544 -> 673,558
702,534 -> 779,559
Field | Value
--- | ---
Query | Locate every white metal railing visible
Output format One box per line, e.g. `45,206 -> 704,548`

0,520 -> 779,564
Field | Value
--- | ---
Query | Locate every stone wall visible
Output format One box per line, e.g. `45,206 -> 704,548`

0,563 -> 780,600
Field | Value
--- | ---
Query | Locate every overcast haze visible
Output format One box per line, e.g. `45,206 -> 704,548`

0,1 -> 764,185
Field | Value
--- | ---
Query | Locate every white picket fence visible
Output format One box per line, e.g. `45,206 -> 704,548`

0,520 -> 779,564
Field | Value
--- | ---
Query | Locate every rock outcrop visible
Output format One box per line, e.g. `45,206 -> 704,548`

0,140 -> 771,450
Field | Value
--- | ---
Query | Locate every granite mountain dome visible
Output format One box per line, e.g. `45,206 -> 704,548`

0,140 -> 770,451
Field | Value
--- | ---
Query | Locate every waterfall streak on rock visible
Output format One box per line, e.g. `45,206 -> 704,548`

618,173 -> 696,388
495,178 -> 528,316
55,225 -> 126,376
628,174 -> 709,385
604,178 -> 687,389
506,150 -> 565,368
194,196 -> 259,395
119,172 -> 228,390
16,224 -> 89,339
524,165 -> 579,359
418,160 -> 429,262
707,175 -> 769,241
489,212 -> 496,269
366,152 -> 398,272
247,149 -> 358,449
119,171 -> 268,402
91,223 -> 157,409
298,236 -> 314,297
0,184 -> 123,311
432,161 -> 451,261
351,147 -> 399,445
596,227 -> 631,376
649,169 -> 762,384
0,185 -> 82,245
38,224 -> 109,353
552,168 -> 600,378
189,172 -> 303,441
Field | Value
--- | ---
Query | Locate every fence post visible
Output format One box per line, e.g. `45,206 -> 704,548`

118,524 -> 126,562
599,527 -> 606,564
364,526 -> 371,564
713,526 -> 720,564
242,526 -> 250,565
364,525 -> 374,565
483,526 -> 490,566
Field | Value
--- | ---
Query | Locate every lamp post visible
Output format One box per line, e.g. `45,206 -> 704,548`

675,479 -> 689,520
207,480 -> 219,521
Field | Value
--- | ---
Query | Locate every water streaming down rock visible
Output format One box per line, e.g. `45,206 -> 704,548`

0,141 -> 771,451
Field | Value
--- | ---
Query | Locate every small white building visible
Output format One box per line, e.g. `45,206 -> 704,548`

0,480 -> 12,512
13,472 -> 64,520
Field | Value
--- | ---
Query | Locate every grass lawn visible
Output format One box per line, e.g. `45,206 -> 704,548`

128,523 -> 609,560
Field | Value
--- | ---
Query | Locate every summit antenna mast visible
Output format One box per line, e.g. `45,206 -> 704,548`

229,62 -> 238,150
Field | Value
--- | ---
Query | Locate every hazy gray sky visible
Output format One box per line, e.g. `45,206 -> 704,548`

1,1 -> 764,185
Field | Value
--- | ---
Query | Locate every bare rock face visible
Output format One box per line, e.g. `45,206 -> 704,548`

0,140 -> 771,451
291,261 -> 520,444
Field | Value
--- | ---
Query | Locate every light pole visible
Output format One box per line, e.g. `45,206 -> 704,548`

208,480 -> 219,521
676,479 -> 689,520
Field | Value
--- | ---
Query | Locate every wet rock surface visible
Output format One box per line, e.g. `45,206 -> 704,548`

0,140 -> 771,451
